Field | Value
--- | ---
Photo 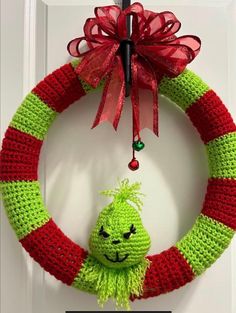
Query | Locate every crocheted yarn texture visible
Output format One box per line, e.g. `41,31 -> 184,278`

0,59 -> 236,302
87,179 -> 151,308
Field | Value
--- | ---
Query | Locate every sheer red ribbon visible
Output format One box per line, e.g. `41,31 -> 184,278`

67,2 -> 201,137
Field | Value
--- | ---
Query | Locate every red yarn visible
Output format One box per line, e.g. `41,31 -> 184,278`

20,219 -> 88,286
202,178 -> 236,230
32,63 -> 86,113
135,247 -> 194,299
0,127 -> 42,181
1,60 -> 235,302
187,90 -> 236,144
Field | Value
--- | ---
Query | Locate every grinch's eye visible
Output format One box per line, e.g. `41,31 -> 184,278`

123,224 -> 136,239
123,232 -> 131,239
99,226 -> 110,238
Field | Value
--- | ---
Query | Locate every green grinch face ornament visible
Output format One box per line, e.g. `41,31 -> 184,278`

86,179 -> 151,308
89,181 -> 151,268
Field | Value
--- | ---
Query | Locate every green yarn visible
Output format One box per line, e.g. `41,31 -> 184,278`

101,179 -> 144,212
207,132 -> 236,178
73,254 -> 150,310
159,69 -> 209,111
176,214 -> 234,276
89,179 -> 151,269
10,92 -> 57,140
71,59 -> 105,93
71,58 -> 81,69
0,181 -> 50,239
82,179 -> 151,308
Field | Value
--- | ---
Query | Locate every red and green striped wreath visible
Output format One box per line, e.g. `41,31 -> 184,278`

1,2 -> 236,310
0,59 -> 236,308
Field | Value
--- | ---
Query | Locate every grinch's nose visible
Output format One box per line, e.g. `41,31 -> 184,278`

112,240 -> 121,245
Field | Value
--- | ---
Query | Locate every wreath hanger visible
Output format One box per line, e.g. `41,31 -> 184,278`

120,0 -> 132,97
121,0 -> 141,169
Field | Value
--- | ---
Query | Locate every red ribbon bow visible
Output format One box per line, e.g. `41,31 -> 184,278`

68,2 -> 201,140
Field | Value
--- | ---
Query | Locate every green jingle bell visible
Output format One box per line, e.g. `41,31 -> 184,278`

132,140 -> 145,152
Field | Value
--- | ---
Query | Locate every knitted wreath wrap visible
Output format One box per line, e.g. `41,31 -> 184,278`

1,58 -> 236,301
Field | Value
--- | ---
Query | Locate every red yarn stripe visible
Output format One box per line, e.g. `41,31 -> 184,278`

20,219 -> 88,286
32,63 -> 86,113
135,246 -> 194,299
0,127 -> 42,181
186,90 -> 236,144
202,178 -> 236,230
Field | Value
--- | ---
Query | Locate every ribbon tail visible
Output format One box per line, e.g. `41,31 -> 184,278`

92,55 -> 125,130
131,53 -> 141,140
150,65 -> 159,136
134,56 -> 159,137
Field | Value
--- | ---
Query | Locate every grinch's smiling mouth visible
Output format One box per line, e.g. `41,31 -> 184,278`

104,252 -> 129,263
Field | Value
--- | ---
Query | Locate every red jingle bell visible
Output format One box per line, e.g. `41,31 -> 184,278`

128,158 -> 139,171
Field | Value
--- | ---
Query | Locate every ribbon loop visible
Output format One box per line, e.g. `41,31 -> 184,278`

67,2 -> 201,139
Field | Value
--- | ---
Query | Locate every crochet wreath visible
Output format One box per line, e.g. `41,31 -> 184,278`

1,59 -> 236,308
1,2 -> 236,310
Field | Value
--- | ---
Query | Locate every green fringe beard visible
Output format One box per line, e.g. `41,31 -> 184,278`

74,256 -> 150,310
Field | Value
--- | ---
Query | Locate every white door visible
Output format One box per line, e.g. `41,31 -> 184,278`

1,0 -> 236,312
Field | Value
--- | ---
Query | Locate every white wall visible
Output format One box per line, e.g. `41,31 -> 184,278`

1,1 -> 236,312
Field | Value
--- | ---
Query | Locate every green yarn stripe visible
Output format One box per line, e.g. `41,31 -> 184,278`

206,132 -> 236,178
10,92 -> 57,140
71,59 -> 105,94
176,214 -> 234,276
0,181 -> 50,240
72,255 -> 102,295
159,69 -> 210,111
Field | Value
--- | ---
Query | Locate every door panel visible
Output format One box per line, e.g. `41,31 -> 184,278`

1,1 -> 236,312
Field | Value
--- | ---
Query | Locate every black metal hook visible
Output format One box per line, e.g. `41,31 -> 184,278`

121,0 -> 131,97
